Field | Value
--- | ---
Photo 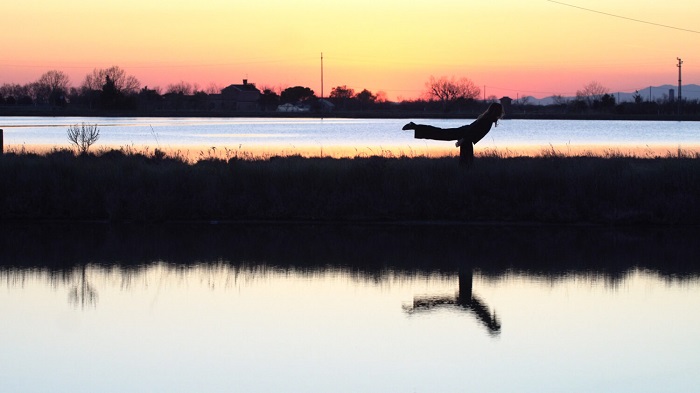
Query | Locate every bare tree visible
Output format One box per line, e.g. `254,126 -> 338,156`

425,75 -> 480,111
35,70 -> 71,105
67,123 -> 100,154
82,66 -> 140,95
518,96 -> 532,106
0,83 -> 27,99
166,81 -> 194,95
80,66 -> 140,109
204,82 -> 222,95
576,81 -> 609,108
38,70 -> 70,92
26,82 -> 43,104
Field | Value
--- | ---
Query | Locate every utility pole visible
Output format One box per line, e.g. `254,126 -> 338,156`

321,52 -> 324,99
677,57 -> 683,114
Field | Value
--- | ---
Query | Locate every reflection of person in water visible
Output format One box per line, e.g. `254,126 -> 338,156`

402,102 -> 505,167
403,270 -> 501,335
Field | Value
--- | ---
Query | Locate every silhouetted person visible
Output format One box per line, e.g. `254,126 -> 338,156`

402,102 -> 505,167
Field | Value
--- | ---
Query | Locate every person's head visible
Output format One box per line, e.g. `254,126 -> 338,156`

479,102 -> 505,125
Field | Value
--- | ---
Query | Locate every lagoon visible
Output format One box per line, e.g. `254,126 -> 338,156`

1,116 -> 700,157
1,223 -> 699,393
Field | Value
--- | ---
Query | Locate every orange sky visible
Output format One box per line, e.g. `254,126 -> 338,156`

2,0 -> 699,101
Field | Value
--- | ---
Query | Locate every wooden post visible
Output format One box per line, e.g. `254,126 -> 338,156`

0,129 -> 3,154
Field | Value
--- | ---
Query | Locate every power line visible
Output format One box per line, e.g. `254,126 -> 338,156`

485,85 -> 576,97
0,56 -> 318,70
547,0 -> 700,34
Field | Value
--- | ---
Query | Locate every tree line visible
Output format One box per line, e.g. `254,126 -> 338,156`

1,66 -> 698,116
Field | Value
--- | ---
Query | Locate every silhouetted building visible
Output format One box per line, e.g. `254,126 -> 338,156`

499,96 -> 513,113
210,79 -> 261,112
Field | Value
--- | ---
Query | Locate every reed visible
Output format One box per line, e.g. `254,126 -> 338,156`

1,147 -> 699,224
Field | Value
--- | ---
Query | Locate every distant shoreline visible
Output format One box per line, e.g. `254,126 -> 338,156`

2,107 -> 700,121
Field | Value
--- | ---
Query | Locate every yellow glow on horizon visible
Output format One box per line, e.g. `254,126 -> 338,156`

3,1 -> 700,100
7,142 -> 700,161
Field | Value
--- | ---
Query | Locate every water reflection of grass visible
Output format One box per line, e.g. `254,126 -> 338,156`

1,224 -> 699,278
1,147 -> 699,224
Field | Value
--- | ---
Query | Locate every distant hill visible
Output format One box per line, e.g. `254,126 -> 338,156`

524,84 -> 700,106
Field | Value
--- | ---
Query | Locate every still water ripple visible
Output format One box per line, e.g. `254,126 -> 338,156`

1,224 -> 699,392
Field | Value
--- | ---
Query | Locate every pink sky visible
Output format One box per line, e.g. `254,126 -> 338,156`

2,0 -> 699,101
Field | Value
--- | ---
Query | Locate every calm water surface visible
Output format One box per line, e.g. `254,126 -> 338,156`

1,116 -> 699,157
1,224 -> 699,393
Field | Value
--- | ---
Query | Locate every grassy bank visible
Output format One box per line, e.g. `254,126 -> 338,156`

1,148 -> 699,224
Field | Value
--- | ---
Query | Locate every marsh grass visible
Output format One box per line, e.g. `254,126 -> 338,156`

1,146 -> 699,224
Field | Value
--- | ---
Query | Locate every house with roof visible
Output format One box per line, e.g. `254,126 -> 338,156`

209,79 -> 261,112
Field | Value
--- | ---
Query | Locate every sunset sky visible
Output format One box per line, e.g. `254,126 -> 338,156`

3,0 -> 699,101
